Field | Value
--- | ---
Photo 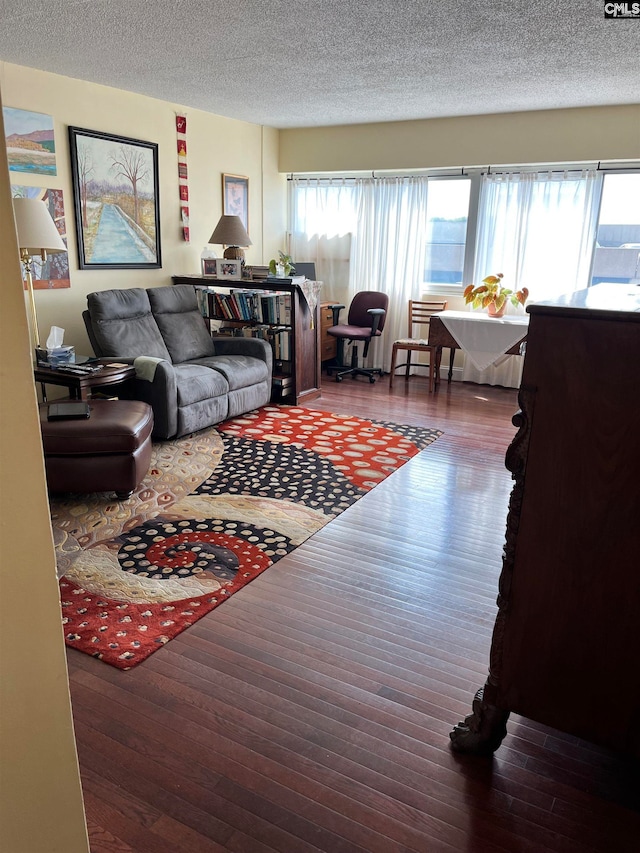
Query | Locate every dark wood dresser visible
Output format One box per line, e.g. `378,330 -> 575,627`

451,284 -> 640,757
319,301 -> 339,364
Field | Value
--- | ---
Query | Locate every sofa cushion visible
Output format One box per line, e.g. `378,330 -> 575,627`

173,363 -> 229,407
191,354 -> 269,392
87,288 -> 171,361
148,285 -> 215,363
177,397 -> 229,438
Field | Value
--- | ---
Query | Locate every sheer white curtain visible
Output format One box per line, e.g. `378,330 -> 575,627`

289,175 -> 429,372
352,177 -> 429,370
288,178 -> 357,306
464,169 -> 602,386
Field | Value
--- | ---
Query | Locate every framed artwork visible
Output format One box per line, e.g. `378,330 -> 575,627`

216,258 -> 242,280
68,126 -> 161,269
3,107 -> 57,175
222,173 -> 249,231
202,258 -> 218,276
11,185 -> 70,289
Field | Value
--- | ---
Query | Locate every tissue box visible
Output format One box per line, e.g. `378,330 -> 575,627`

47,346 -> 75,366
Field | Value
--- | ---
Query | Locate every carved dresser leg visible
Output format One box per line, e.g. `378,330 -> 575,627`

449,686 -> 510,755
449,388 -> 535,756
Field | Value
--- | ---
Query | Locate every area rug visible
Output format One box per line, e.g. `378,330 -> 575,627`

52,405 -> 441,669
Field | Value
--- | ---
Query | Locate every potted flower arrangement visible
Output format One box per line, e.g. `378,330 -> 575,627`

269,250 -> 295,278
463,273 -> 529,318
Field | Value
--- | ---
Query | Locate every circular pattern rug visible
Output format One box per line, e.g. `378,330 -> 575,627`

55,405 -> 441,669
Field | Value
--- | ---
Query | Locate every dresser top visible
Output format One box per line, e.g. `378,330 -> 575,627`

528,283 -> 640,322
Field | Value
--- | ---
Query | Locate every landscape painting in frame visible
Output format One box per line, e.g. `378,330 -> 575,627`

11,185 -> 70,289
3,107 -> 57,175
68,126 -> 161,269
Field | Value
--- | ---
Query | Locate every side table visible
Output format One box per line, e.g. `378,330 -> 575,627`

34,360 -> 136,402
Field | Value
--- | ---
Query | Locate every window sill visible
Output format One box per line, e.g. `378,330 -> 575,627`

422,283 -> 465,298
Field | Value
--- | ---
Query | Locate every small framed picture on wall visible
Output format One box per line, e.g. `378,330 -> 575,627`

222,173 -> 249,231
215,258 -> 242,280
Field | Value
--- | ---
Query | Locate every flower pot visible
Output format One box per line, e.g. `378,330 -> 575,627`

487,302 -> 507,318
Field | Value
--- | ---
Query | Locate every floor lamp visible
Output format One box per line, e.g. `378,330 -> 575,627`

12,198 -> 66,356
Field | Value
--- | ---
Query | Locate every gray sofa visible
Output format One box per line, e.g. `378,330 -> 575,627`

83,285 -> 272,439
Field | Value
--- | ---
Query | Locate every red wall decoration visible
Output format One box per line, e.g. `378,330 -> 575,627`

176,114 -> 189,241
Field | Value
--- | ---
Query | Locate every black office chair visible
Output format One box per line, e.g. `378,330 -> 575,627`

326,291 -> 389,383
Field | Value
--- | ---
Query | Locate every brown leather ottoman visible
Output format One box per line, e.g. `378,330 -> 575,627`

40,399 -> 154,500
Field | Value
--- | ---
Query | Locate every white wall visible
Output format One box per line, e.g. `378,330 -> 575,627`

279,105 -> 640,173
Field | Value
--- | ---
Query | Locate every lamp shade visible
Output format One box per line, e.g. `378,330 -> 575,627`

208,214 -> 252,248
12,198 -> 66,254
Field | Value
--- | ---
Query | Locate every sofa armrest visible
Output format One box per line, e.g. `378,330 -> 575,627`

132,359 -> 178,440
212,336 -> 273,371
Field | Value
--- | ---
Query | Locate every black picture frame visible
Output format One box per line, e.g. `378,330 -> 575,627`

68,126 -> 161,270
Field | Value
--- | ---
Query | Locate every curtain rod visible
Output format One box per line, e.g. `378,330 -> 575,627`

288,161 -> 639,181
287,169 -> 465,181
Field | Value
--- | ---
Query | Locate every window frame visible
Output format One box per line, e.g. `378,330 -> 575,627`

421,173 -> 475,296
288,164 -> 640,298
587,168 -> 640,287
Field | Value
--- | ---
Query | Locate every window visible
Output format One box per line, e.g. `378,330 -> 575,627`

423,178 -> 471,287
290,167 -> 640,302
591,172 -> 640,285
473,170 -> 602,302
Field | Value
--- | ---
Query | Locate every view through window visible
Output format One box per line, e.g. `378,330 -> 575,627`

290,169 -> 640,298
591,173 -> 640,285
423,178 -> 470,287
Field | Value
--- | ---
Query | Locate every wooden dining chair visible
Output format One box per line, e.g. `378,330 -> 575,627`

389,299 -> 448,393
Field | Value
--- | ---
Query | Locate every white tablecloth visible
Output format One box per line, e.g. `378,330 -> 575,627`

439,310 -> 529,371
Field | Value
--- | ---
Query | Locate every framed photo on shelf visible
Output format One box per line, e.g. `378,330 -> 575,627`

216,258 -> 242,280
222,173 -> 249,230
202,258 -> 218,276
68,126 -> 161,270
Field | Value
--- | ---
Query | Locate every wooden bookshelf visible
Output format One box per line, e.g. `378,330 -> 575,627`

172,275 -> 322,405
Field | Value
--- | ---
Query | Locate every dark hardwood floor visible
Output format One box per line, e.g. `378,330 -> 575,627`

67,374 -> 640,853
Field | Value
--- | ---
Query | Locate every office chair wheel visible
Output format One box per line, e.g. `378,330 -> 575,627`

369,375 -> 376,383
336,375 -> 343,382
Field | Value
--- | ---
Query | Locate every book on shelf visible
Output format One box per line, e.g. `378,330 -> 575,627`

207,289 -> 292,325
246,265 -> 270,280
269,326 -> 291,360
272,375 -> 293,389
195,286 -> 211,318
265,274 -> 307,285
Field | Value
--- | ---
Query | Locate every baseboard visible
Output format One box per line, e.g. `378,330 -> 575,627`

438,365 -> 464,382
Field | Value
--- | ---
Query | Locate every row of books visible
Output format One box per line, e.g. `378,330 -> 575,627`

218,324 -> 292,361
202,289 -> 293,325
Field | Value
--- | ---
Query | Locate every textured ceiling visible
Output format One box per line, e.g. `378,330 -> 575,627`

0,1 -> 639,128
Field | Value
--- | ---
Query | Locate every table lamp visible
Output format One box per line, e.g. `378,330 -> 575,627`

208,214 -> 252,261
12,197 -> 66,352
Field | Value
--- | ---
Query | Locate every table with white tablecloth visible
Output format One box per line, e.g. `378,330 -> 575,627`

428,310 -> 529,383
